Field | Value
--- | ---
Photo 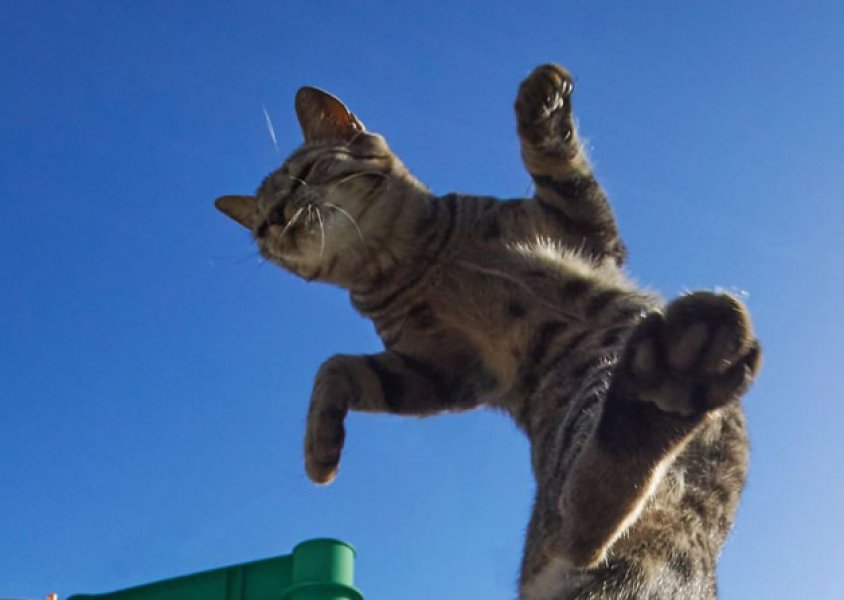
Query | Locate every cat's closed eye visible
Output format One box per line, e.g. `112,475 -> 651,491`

291,162 -> 315,187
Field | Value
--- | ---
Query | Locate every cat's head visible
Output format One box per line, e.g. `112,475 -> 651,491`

215,87 -> 428,286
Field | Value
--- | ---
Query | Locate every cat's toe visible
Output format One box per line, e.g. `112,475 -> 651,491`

698,339 -> 761,411
663,292 -> 755,376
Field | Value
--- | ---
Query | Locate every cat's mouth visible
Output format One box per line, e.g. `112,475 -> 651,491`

256,202 -> 332,264
258,222 -> 305,259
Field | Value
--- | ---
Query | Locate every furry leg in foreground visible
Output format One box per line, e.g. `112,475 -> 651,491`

543,292 -> 761,567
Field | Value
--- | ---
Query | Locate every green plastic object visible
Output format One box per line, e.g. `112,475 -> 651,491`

67,539 -> 363,600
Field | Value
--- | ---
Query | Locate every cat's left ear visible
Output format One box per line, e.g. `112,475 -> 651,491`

295,86 -> 366,144
215,195 -> 257,230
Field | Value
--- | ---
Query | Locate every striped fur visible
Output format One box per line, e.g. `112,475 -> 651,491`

215,65 -> 761,599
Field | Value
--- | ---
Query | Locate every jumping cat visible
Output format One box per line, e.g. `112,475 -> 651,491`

215,64 -> 761,599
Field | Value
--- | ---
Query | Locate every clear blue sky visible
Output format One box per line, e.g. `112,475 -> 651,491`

2,2 -> 842,598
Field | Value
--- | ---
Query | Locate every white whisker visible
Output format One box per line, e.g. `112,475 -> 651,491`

313,205 -> 326,258
324,202 -> 365,243
524,179 -> 535,197
209,250 -> 262,266
262,105 -> 280,154
234,250 -> 262,266
279,206 -> 304,241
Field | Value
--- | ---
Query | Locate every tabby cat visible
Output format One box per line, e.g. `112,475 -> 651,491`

215,64 -> 761,599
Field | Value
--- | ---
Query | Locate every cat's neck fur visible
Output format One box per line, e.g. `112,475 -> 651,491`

348,190 -> 477,309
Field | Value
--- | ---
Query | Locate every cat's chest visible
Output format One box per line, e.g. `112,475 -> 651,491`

366,249 -> 641,386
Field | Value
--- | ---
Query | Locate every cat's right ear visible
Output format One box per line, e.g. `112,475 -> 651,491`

295,86 -> 365,144
215,195 -> 257,230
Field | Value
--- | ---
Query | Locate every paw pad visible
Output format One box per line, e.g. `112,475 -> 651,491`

516,64 -> 576,145
622,292 -> 761,416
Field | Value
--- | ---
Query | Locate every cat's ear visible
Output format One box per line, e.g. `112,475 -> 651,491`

295,86 -> 366,144
215,195 -> 257,230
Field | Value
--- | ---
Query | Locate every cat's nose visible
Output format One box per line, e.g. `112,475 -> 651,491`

255,204 -> 286,238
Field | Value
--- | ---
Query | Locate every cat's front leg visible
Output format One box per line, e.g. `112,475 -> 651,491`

305,351 -> 478,483
515,64 -> 624,263
546,292 -> 761,567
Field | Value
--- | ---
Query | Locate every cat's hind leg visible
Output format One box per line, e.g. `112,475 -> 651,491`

609,292 -> 761,418
515,64 -> 625,264
544,292 -> 760,567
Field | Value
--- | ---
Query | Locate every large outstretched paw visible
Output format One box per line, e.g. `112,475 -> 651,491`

515,63 -> 575,148
304,357 -> 353,484
620,292 -> 761,416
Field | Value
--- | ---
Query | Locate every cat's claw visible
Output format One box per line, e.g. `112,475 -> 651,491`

620,292 -> 761,416
515,63 -> 575,146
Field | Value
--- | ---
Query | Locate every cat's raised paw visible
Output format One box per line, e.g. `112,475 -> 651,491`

620,292 -> 761,416
515,63 -> 575,146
